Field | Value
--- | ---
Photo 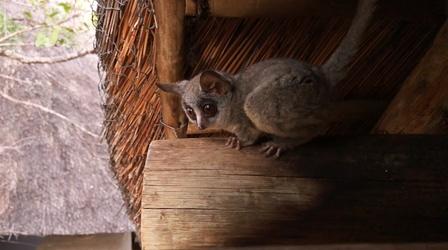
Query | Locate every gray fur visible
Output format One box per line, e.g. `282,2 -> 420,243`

158,0 -> 376,156
323,0 -> 377,85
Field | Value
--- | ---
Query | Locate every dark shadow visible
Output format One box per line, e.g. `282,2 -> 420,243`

224,135 -> 448,247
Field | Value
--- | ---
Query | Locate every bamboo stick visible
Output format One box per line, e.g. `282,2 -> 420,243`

154,0 -> 188,139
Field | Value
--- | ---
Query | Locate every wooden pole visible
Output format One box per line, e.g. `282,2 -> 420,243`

185,0 -> 446,21
142,136 -> 448,249
154,0 -> 188,139
374,21 -> 448,134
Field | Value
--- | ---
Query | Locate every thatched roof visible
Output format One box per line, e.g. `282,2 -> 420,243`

0,52 -> 134,235
95,0 -> 444,227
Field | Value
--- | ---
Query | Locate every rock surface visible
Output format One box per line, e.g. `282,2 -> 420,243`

0,54 -> 134,235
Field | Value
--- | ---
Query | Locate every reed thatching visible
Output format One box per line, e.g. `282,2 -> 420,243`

95,0 -> 443,227
95,0 -> 163,227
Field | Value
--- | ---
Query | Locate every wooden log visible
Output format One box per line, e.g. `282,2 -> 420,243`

142,136 -> 448,249
154,0 -> 188,139
185,0 -> 446,21
374,21 -> 448,134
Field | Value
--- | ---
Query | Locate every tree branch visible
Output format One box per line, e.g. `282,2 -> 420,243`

0,48 -> 95,64
0,13 -> 80,44
0,43 -> 35,47
0,24 -> 44,44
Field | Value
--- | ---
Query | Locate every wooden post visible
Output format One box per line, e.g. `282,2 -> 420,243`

374,21 -> 448,134
154,0 -> 188,139
142,136 -> 448,249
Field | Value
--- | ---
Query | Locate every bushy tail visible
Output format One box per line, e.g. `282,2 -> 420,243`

322,0 -> 377,86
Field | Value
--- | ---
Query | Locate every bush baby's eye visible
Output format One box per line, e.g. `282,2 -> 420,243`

301,76 -> 314,84
202,103 -> 217,117
185,106 -> 196,120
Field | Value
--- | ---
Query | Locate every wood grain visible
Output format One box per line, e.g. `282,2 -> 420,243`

142,136 -> 448,249
374,21 -> 448,134
154,0 -> 188,138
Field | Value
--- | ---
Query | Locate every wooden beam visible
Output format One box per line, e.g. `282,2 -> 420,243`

374,21 -> 448,134
142,136 -> 448,249
154,0 -> 188,139
185,0 -> 446,21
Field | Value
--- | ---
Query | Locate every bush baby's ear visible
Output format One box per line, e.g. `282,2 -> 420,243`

199,70 -> 232,96
156,81 -> 185,95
